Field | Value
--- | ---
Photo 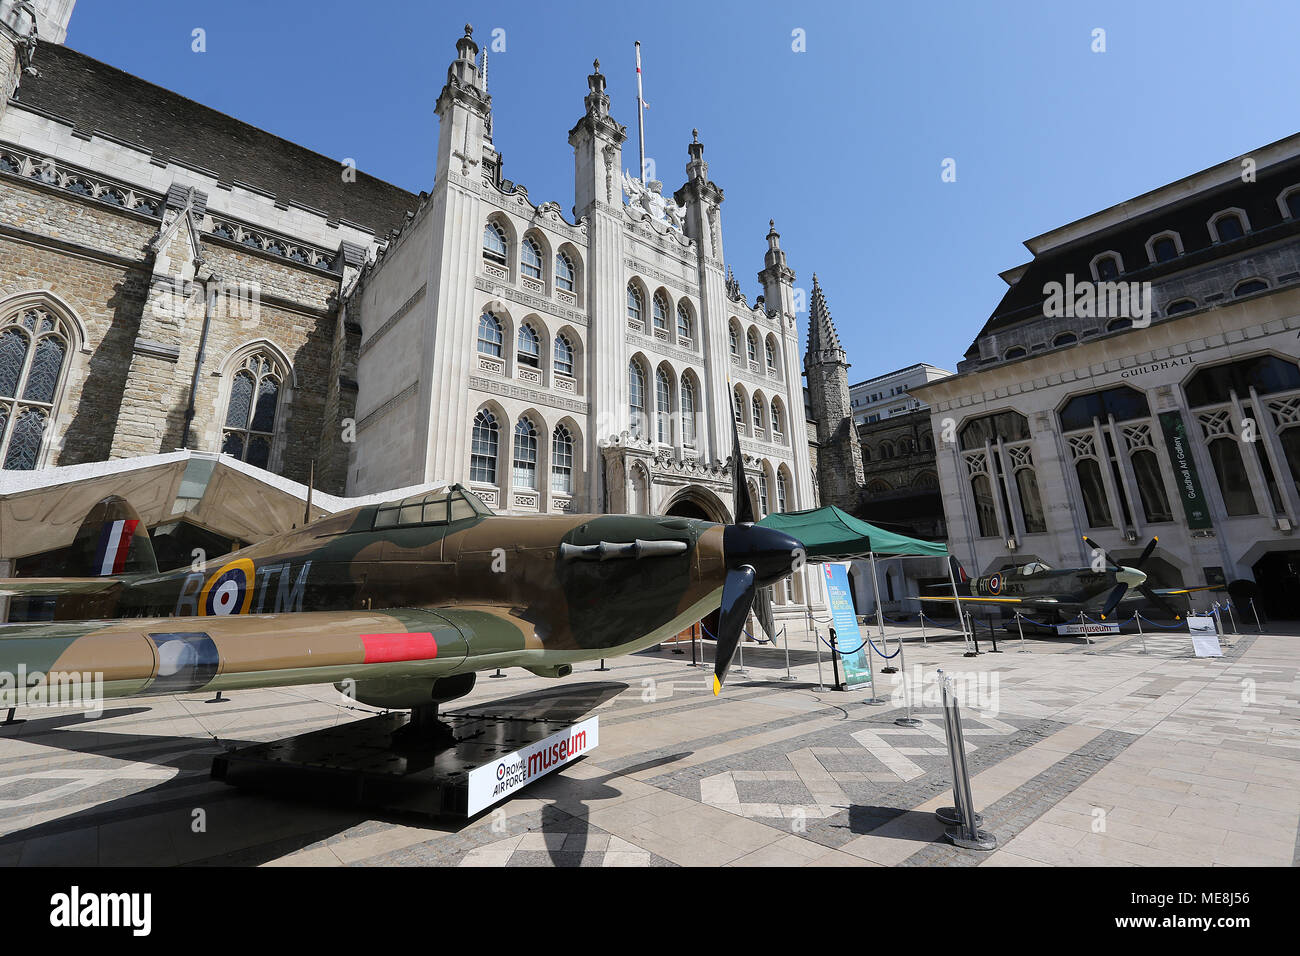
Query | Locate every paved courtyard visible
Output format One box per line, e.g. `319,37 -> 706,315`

0,619 -> 1297,867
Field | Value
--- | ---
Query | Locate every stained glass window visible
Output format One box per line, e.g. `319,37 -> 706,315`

221,352 -> 284,470
0,306 -> 71,471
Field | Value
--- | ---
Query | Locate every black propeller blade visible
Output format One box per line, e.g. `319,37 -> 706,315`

753,585 -> 776,642
1099,582 -> 1128,620
1135,536 -> 1159,568
1082,535 -> 1120,571
713,566 -> 757,694
1139,585 -> 1182,621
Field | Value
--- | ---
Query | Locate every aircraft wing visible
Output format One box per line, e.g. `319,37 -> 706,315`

0,577 -> 126,597
1149,585 -> 1224,595
0,605 -> 540,704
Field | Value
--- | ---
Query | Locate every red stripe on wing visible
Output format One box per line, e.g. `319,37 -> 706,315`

361,632 -> 438,663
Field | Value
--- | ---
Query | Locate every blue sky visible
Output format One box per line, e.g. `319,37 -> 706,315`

66,0 -> 1300,379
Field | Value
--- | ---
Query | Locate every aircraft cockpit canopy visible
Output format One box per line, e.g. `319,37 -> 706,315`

1019,561 -> 1052,575
371,484 -> 494,530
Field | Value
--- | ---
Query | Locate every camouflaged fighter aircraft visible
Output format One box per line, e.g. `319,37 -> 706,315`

918,536 -> 1219,625
0,425 -> 802,740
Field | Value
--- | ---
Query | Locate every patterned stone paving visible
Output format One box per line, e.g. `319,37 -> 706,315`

0,622 -> 1295,866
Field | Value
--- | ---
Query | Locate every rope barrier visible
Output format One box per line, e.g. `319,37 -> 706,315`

867,638 -> 902,659
699,622 -> 786,645
816,632 -> 870,656
1135,612 -> 1186,630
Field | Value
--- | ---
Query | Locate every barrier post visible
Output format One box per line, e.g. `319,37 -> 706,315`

986,618 -> 1001,653
1135,611 -> 1148,655
894,635 -> 920,727
1015,611 -> 1029,654
814,624 -> 826,692
735,639 -> 748,678
780,624 -> 796,682
1250,598 -> 1264,633
934,670 -> 995,850
1225,601 -> 1239,639
869,552 -> 896,674
689,622 -> 699,667
964,610 -> 979,657
919,608 -> 928,646
490,668 -> 506,679
945,555 -> 971,651
828,627 -> 843,691
596,659 -> 610,672
864,626 -> 884,705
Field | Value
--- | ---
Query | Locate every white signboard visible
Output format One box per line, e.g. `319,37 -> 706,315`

1055,622 -> 1119,637
466,716 -> 598,815
1187,615 -> 1223,657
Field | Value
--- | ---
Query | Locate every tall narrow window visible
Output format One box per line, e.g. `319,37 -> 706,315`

0,306 -> 70,470
221,352 -> 283,470
681,377 -> 697,446
733,387 -> 745,425
747,330 -> 758,364
1207,438 -> 1256,516
1132,449 -> 1172,523
521,237 -> 543,280
551,424 -> 573,493
483,221 -> 507,265
517,323 -> 540,368
771,400 -> 783,438
652,292 -> 669,332
555,252 -> 575,292
765,338 -> 776,371
629,361 -> 646,438
777,472 -> 788,512
752,396 -> 764,434
729,325 -> 739,357
627,285 -> 643,327
656,368 -> 672,443
677,303 -> 692,340
470,409 -> 498,483
1076,459 -> 1113,527
971,474 -> 998,537
554,333 -> 574,377
477,312 -> 504,357
759,473 -> 769,514
1015,468 -> 1047,533
512,416 -> 538,489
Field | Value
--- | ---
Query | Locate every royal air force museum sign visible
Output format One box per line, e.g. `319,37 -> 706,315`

466,716 -> 599,815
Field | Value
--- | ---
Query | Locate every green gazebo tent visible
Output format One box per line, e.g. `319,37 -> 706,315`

756,505 -> 947,561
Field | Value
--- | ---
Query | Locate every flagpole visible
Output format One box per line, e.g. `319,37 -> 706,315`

635,40 -> 646,184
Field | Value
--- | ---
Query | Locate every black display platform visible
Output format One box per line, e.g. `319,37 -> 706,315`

210,710 -> 584,818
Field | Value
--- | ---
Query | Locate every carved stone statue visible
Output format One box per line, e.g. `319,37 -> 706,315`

622,170 -> 686,231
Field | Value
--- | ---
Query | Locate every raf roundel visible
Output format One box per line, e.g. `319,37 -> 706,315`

987,573 -> 1002,595
199,558 -> 256,616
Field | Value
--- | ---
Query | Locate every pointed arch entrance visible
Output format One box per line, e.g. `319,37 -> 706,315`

662,484 -> 731,523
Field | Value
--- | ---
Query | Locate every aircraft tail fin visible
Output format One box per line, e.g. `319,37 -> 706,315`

69,495 -> 158,577
949,555 -> 971,594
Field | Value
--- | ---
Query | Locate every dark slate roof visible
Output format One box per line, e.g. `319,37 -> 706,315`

14,44 -> 421,236
968,146 -> 1300,358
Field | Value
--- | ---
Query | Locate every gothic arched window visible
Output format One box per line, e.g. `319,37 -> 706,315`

627,284 -> 643,327
512,416 -> 538,489
517,323 -> 541,368
551,424 -> 574,494
771,400 -> 783,439
676,302 -> 692,340
681,377 -> 697,447
765,338 -> 776,370
0,305 -> 71,470
777,471 -> 788,512
652,292 -> 669,332
747,329 -> 758,363
752,396 -> 764,433
470,408 -> 499,484
729,324 -> 739,357
483,221 -> 507,265
477,312 -> 504,357
521,236 -> 543,280
221,351 -> 286,470
656,367 -> 672,443
629,360 -> 647,438
556,252 -> 575,292
554,333 -> 574,377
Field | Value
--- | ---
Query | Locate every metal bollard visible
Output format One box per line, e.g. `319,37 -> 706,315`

1015,611 -> 1030,654
814,626 -> 827,692
1250,598 -> 1264,634
894,635 -> 920,727
1135,611 -> 1148,655
934,671 -> 997,850
919,609 -> 928,646
780,624 -> 796,682
490,668 -> 506,679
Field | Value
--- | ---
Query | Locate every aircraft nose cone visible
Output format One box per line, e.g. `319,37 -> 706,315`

723,524 -> 802,585
1119,567 -> 1147,588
